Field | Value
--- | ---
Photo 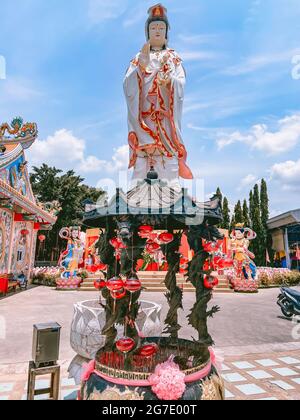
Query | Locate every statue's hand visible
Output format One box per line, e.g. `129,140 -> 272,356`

139,42 -> 151,69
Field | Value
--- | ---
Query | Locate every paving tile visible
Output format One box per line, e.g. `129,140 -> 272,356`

278,357 -> 300,365
272,367 -> 298,377
231,361 -> 256,370
292,378 -> 300,385
236,384 -> 266,396
221,364 -> 231,372
61,378 -> 75,387
255,359 -> 279,367
61,388 -> 78,400
271,380 -> 295,391
223,373 -> 247,383
0,383 -> 14,393
225,389 -> 235,398
247,370 -> 273,380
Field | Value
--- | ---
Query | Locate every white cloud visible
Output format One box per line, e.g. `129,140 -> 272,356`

179,51 -> 218,62
237,174 -> 259,191
223,49 -> 299,76
217,113 -> 300,154
88,0 -> 129,25
28,129 -> 128,175
270,159 -> 300,191
0,77 -> 42,102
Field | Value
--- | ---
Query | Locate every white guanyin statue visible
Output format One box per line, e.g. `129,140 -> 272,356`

124,4 -> 193,187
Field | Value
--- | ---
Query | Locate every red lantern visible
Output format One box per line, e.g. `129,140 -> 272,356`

21,229 -> 29,236
97,263 -> 107,271
139,225 -> 153,233
38,234 -> 46,242
107,277 -> 124,292
116,338 -> 135,354
94,280 -> 106,290
137,344 -> 159,357
204,275 -> 219,289
110,288 -> 127,300
124,278 -> 142,293
146,242 -> 161,254
158,232 -> 174,244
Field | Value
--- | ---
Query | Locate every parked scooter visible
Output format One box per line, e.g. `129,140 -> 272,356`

277,287 -> 300,318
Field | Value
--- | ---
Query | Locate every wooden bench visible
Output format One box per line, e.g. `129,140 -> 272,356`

0,274 -> 21,295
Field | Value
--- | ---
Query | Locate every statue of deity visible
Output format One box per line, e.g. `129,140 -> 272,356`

123,4 -> 193,185
228,224 -> 258,293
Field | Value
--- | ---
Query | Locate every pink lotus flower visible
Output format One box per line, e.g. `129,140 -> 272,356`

149,357 -> 186,400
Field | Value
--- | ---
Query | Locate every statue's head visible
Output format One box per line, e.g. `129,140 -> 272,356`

146,4 -> 170,49
71,226 -> 80,240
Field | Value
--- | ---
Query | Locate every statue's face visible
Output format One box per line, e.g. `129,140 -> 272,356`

148,21 -> 167,48
72,229 -> 79,239
235,230 -> 244,240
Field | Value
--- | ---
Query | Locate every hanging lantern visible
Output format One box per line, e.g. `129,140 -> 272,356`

124,278 -> 142,311
146,242 -> 161,254
21,229 -> 30,236
110,288 -> 127,300
204,275 -> 219,289
137,343 -> 159,357
106,277 -> 124,292
116,337 -> 135,354
158,232 -> 174,244
94,280 -> 106,290
139,225 -> 153,234
38,234 -> 46,242
97,263 -> 107,271
124,278 -> 142,293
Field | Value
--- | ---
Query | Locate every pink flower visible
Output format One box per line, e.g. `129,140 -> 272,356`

149,358 -> 186,400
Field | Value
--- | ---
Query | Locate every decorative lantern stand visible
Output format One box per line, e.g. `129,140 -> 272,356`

79,177 -> 227,401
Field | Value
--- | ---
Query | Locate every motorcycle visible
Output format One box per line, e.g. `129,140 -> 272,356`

277,287 -> 300,318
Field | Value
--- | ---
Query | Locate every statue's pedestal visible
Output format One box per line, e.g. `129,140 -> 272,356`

231,278 -> 259,293
56,276 -> 82,290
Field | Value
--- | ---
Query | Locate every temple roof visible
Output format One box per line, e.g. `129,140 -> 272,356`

267,209 -> 300,230
83,179 -> 222,229
0,117 -> 57,226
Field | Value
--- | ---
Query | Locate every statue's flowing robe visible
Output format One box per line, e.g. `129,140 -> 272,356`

123,48 -> 193,183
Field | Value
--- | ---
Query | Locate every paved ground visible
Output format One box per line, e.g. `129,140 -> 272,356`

0,286 -> 300,400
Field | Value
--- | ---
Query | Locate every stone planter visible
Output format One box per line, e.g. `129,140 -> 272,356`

70,300 -> 163,360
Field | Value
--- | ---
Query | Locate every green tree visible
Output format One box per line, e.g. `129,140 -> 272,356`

222,197 -> 231,230
30,165 -> 103,262
234,200 -> 243,224
251,184 -> 264,266
242,199 -> 250,227
260,179 -> 273,265
249,190 -> 254,228
216,187 -> 223,209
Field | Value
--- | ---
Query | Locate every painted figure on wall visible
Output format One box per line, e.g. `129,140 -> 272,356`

228,223 -> 258,293
124,4 -> 193,186
59,226 -> 85,279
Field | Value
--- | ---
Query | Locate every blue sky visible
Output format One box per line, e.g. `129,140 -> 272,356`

1,0 -> 300,216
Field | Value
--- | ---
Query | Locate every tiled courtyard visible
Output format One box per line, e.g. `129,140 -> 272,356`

0,351 -> 300,400
1,286 -> 300,400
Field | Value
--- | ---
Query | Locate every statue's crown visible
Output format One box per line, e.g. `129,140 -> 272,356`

235,223 -> 245,229
148,4 -> 167,19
